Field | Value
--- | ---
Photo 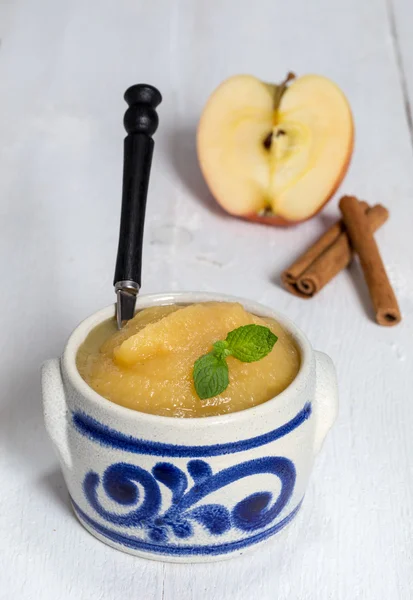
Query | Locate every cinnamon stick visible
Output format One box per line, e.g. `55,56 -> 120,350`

282,202 -> 389,298
339,195 -> 401,326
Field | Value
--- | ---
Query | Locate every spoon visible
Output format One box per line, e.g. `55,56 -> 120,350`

114,84 -> 162,328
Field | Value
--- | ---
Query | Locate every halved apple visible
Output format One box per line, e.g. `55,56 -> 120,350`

197,73 -> 354,225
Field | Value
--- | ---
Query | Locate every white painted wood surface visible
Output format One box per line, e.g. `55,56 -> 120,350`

1,0 -> 412,597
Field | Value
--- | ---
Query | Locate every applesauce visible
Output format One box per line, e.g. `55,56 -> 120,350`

76,302 -> 300,418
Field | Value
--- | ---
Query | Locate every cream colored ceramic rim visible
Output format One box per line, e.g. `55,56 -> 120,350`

63,292 -> 313,426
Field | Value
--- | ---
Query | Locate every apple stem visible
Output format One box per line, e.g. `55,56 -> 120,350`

273,71 -> 296,112
282,71 -> 296,86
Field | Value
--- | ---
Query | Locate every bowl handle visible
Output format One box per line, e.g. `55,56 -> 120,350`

41,359 -> 72,470
313,351 -> 338,454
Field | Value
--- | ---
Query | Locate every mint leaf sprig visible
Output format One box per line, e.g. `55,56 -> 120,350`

193,324 -> 278,400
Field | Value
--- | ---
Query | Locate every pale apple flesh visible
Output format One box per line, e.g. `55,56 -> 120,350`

197,74 -> 354,224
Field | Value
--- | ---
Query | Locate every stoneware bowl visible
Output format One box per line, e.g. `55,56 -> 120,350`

41,292 -> 338,563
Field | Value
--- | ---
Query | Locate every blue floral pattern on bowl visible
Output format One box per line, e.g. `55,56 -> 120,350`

82,457 -> 296,545
68,403 -> 312,557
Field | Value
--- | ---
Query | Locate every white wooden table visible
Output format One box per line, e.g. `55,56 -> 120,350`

1,1 -> 413,598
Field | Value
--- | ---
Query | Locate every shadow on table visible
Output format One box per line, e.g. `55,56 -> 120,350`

166,123 -> 228,218
38,466 -> 69,511
0,317 -> 73,517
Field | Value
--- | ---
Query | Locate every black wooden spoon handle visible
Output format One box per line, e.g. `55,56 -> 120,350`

114,84 -> 162,291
